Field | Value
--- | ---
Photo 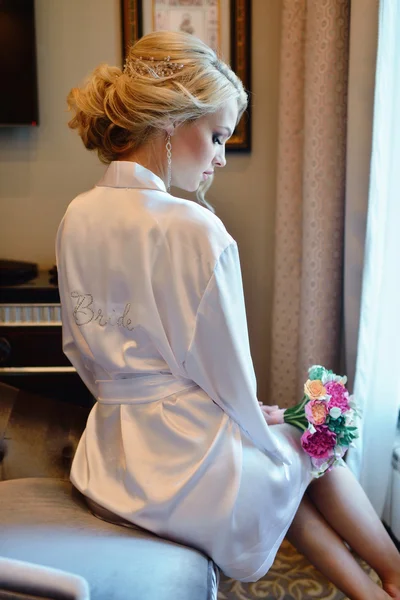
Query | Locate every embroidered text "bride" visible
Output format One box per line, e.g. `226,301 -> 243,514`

70,292 -> 135,331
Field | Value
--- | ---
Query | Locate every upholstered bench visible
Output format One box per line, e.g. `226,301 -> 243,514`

0,382 -> 218,600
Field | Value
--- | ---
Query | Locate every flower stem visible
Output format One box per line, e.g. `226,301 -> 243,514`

284,395 -> 309,431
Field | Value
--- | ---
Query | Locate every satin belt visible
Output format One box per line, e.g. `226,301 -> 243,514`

95,373 -> 198,405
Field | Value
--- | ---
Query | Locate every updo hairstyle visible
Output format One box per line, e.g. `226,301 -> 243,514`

67,30 -> 248,165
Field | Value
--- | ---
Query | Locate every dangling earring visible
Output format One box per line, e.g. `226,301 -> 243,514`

166,132 -> 172,192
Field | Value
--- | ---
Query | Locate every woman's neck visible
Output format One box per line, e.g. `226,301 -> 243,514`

118,137 -> 167,186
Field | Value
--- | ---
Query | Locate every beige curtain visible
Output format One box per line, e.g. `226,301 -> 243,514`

269,0 -> 350,408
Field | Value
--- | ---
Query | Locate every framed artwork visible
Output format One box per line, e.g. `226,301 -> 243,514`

121,0 -> 251,151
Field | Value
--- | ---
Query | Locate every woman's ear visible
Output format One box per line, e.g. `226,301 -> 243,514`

165,123 -> 175,136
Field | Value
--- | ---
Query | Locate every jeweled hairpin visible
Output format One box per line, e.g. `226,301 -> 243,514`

124,56 -> 184,79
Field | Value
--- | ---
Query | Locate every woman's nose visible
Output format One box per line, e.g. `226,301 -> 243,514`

213,148 -> 226,168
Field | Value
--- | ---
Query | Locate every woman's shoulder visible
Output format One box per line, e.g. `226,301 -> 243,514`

62,187 -> 97,218
164,192 -> 234,252
61,186 -> 235,261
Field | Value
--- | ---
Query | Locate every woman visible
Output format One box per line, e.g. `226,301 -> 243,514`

56,31 -> 400,599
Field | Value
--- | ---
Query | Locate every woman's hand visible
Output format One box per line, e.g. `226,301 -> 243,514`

258,402 -> 285,425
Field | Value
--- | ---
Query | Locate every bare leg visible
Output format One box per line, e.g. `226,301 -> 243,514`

307,464 -> 400,599
287,494 -> 390,600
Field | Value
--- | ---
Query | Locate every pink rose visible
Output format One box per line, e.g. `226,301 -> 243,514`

305,400 -> 328,425
301,425 -> 337,460
325,381 -> 350,413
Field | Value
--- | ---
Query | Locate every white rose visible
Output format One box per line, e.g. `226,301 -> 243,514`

329,407 -> 342,419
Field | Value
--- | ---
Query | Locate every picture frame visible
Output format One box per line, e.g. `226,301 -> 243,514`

121,0 -> 251,152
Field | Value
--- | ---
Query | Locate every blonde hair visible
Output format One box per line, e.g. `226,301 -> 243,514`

67,30 -> 248,210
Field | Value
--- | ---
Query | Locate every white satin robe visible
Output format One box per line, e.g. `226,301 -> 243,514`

56,162 -> 313,582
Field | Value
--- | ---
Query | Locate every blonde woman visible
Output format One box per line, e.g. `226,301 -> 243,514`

56,31 -> 400,599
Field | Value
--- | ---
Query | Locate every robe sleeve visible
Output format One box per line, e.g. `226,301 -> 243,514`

55,216 -> 97,400
61,316 -> 98,400
183,243 -> 291,465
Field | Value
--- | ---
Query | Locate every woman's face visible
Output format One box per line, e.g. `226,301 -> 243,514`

170,97 -> 239,192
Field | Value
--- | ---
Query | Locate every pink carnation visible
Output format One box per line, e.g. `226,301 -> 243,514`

301,425 -> 337,460
325,381 -> 350,413
305,400 -> 328,425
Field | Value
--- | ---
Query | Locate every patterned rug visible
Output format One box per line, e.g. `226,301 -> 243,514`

218,539 -> 380,600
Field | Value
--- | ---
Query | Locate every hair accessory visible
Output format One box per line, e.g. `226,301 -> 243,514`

124,56 -> 184,79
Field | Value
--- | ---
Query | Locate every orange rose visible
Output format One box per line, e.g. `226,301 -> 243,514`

305,400 -> 328,425
304,379 -> 327,400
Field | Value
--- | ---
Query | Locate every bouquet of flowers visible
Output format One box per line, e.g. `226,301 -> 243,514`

283,365 -> 360,477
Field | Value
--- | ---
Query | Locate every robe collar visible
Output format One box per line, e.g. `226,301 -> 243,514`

97,161 -> 167,193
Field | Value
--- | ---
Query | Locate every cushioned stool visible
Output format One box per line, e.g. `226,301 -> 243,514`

0,383 -> 218,600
